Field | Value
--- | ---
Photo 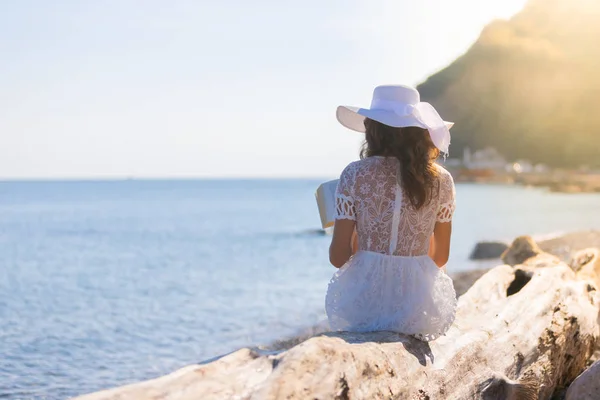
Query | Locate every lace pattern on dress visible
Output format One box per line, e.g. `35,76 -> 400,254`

336,157 -> 456,256
326,252 -> 457,342
335,194 -> 356,221
436,168 -> 456,223
326,158 -> 458,341
437,202 -> 455,223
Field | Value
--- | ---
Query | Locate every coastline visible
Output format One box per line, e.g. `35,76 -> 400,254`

449,168 -> 600,193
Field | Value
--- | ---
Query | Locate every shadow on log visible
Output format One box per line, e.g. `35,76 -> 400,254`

74,237 -> 600,400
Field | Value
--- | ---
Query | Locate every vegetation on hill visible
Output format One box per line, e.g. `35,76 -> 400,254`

418,0 -> 600,168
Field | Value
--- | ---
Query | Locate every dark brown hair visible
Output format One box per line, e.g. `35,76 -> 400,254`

360,118 -> 440,209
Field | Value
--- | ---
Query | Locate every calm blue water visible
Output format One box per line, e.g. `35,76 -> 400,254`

1,180 -> 599,399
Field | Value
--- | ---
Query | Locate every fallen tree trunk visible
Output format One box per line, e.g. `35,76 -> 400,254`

563,248 -> 600,400
74,237 -> 600,400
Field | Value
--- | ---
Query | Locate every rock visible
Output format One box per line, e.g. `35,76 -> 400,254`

469,241 -> 509,260
539,230 -> 600,262
73,236 -> 600,400
501,235 -> 545,266
570,248 -> 600,289
451,268 -> 491,297
566,360 -> 600,400
301,228 -> 328,236
460,230 -> 600,296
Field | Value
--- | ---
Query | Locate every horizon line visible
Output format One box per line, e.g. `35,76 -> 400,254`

0,175 -> 337,182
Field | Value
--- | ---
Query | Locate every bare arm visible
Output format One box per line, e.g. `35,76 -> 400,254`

351,228 -> 359,254
329,219 -> 356,268
430,167 -> 456,268
428,221 -> 452,268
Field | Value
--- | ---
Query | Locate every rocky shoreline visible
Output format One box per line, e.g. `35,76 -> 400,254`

452,169 -> 600,194
454,230 -> 600,294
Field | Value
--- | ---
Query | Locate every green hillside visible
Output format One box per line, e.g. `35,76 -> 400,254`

418,0 -> 600,168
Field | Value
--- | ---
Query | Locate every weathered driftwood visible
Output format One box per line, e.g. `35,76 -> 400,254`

74,237 -> 600,400
564,248 -> 600,400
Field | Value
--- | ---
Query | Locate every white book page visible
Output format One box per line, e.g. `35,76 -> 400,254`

315,179 -> 339,229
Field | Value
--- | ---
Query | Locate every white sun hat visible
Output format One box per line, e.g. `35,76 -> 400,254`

336,85 -> 454,154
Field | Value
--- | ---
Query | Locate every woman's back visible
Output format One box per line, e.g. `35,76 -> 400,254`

336,156 -> 455,256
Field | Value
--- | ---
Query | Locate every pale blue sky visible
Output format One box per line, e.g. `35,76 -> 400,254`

1,0 -> 527,179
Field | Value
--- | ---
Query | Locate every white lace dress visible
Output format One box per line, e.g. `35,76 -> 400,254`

325,156 -> 457,341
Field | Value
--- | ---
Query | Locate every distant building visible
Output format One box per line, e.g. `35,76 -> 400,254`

514,160 -> 534,174
463,147 -> 507,171
441,158 -> 462,168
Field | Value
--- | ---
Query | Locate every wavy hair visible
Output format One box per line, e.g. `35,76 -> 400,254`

360,118 -> 440,209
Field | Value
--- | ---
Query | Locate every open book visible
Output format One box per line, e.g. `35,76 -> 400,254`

315,179 -> 340,229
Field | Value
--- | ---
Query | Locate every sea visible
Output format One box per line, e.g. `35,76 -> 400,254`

1,179 -> 599,399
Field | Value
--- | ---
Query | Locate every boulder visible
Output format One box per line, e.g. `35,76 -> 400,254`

469,241 -> 509,260
501,235 -> 545,266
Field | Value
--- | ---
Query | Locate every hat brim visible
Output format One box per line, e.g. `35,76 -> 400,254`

336,105 -> 454,133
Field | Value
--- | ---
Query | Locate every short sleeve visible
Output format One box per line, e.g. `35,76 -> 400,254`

437,170 -> 456,223
334,163 -> 357,221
